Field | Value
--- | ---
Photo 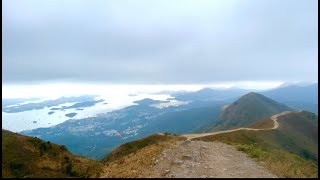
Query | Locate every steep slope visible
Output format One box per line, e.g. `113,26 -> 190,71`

269,111 -> 318,160
210,92 -> 292,131
2,130 -> 102,178
194,111 -> 318,178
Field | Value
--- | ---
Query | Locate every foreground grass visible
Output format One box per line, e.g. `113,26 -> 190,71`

233,143 -> 317,178
2,130 -> 102,178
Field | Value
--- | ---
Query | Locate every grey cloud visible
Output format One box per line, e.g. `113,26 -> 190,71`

2,0 -> 318,84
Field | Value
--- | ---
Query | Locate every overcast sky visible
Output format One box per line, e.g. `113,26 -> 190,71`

2,0 -> 318,85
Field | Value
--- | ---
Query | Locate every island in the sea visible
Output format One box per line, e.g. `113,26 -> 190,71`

65,112 -> 77,118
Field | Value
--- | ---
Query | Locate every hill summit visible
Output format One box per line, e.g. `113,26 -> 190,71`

210,92 -> 292,131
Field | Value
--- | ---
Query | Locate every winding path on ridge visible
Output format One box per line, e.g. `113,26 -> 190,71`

181,110 -> 301,140
147,110 -> 301,178
102,111 -> 303,178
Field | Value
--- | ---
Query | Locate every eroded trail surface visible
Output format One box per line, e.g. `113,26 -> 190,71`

181,111 -> 298,140
148,140 -> 277,178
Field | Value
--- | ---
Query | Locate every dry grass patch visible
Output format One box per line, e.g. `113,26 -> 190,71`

101,134 -> 185,178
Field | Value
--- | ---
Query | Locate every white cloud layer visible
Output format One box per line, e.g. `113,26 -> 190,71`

2,0 -> 318,84
2,81 -> 284,99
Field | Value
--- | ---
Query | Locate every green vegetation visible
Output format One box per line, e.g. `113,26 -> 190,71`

148,105 -> 222,134
210,92 -> 291,131
21,99 -> 223,160
2,130 -> 103,178
196,132 -> 318,178
59,145 -> 68,151
249,117 -> 274,129
164,132 -> 177,136
235,144 -> 268,160
237,142 -> 318,178
232,141 -> 318,178
2,94 -> 318,178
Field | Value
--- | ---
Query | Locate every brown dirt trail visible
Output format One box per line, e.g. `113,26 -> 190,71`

148,111 -> 301,178
181,111 -> 299,140
148,140 -> 277,178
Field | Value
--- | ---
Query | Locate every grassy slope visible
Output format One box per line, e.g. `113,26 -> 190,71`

2,130 -> 102,178
194,111 -> 318,178
249,117 -> 274,129
211,92 -> 291,131
101,133 -> 186,178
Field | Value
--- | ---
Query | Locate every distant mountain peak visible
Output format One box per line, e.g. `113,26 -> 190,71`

277,82 -> 317,88
233,92 -> 274,104
261,83 -> 318,104
210,92 -> 291,131
242,92 -> 260,96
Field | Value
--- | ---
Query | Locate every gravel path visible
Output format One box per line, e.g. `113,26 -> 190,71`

181,111 -> 298,140
148,111 -> 303,178
148,140 -> 277,178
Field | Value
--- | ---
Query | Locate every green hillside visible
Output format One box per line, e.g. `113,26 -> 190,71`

2,130 -> 102,178
194,111 -> 318,178
210,92 -> 292,131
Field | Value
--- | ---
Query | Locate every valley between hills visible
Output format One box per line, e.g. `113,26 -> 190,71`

2,92 -> 318,178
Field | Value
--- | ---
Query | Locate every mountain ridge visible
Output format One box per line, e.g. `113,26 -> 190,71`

3,92 -> 318,178
207,92 -> 292,131
261,83 -> 318,104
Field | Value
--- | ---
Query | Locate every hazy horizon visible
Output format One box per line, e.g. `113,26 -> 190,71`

2,80 -> 318,99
